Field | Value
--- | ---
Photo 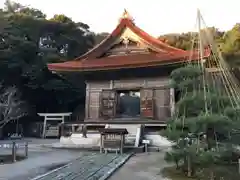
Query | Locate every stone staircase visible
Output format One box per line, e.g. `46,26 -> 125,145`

106,124 -> 144,147
45,126 -> 59,137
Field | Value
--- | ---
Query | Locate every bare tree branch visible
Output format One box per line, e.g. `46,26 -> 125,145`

0,85 -> 28,129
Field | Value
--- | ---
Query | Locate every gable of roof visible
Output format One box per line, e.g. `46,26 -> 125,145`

74,9 -> 186,61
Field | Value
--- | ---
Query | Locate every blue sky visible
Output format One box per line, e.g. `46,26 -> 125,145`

0,0 -> 239,36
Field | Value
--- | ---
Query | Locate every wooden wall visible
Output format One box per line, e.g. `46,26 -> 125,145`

85,76 -> 173,121
154,88 -> 171,121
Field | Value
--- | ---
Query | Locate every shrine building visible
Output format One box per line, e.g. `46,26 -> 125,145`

47,10 -> 210,125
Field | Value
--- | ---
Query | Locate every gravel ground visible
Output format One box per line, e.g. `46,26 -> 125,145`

0,149 -> 82,180
0,138 -> 170,180
0,138 -> 81,180
108,152 -> 171,180
0,138 -> 132,180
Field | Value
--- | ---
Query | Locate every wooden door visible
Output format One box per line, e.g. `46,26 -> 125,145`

140,89 -> 154,118
100,90 -> 117,119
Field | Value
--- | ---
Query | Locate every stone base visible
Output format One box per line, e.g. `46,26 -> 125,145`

52,132 -> 172,149
144,134 -> 173,147
60,133 -> 101,147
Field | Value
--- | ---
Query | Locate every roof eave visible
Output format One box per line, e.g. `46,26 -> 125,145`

47,58 -> 199,73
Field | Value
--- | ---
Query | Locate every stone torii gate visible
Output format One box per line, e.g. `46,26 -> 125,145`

37,113 -> 72,138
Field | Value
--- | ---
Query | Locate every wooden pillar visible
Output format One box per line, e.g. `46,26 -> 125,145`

12,142 -> 16,162
71,125 -> 75,133
110,80 -> 114,89
0,127 -> 3,140
100,134 -> 103,153
60,123 -> 64,137
85,82 -> 90,119
25,142 -> 28,157
143,79 -> 147,88
238,158 -> 240,174
120,134 -> 123,155
42,117 -> 47,139
82,125 -> 87,138
144,143 -> 148,153
170,88 -> 175,116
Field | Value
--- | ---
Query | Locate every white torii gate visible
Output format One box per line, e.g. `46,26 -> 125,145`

37,113 -> 72,138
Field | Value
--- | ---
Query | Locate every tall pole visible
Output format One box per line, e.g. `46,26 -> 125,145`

197,9 -> 208,114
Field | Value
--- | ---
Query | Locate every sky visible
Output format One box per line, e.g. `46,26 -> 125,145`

0,0 -> 239,36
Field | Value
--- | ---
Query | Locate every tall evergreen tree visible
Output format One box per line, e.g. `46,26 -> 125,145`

163,63 -> 240,179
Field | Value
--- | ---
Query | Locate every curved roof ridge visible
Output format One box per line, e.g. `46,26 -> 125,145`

73,33 -> 113,61
126,20 -> 186,53
73,10 -> 186,61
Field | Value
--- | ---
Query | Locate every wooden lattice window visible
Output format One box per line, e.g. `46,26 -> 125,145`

140,88 -> 154,118
100,90 -> 117,119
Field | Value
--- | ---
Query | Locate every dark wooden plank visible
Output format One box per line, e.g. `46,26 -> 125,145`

100,90 -> 117,119
140,89 -> 154,118
99,128 -> 128,134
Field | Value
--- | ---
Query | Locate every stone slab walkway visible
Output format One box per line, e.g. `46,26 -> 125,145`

108,152 -> 171,180
32,153 -> 132,180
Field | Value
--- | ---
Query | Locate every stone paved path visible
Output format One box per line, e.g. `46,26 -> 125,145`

109,152 -> 171,180
33,153 -> 131,180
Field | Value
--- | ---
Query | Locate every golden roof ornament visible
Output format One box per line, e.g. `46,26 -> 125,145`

119,9 -> 134,22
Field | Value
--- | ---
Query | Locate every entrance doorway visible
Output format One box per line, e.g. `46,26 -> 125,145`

116,89 -> 140,118
174,89 -> 181,103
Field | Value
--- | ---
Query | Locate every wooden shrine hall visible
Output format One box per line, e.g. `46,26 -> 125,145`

47,10 -> 210,125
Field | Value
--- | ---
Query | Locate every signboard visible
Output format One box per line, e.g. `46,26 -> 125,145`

0,142 -> 27,149
142,139 -> 151,144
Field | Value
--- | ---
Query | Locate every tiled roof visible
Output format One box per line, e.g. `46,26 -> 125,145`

48,50 -> 210,72
47,10 -> 210,72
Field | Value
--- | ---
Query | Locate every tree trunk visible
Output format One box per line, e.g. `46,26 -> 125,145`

0,127 -> 3,140
206,126 -> 214,149
187,156 -> 192,177
210,171 -> 214,180
175,160 -> 179,169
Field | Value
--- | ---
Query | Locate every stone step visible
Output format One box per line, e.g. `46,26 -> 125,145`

106,124 -> 143,147
45,130 -> 59,137
143,134 -> 173,147
125,135 -> 136,145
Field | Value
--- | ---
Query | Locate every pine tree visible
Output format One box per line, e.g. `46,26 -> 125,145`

163,64 -> 240,179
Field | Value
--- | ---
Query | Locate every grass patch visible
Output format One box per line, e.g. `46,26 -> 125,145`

161,166 -> 196,180
0,155 -> 26,164
162,165 -> 240,180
